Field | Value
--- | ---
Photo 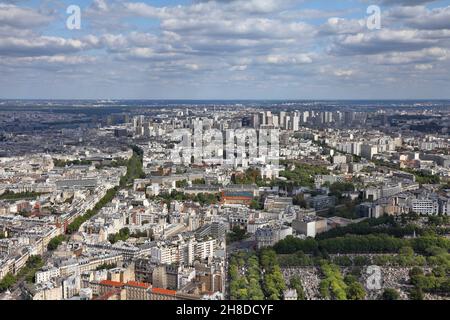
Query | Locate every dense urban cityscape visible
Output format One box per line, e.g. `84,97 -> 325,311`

0,100 -> 449,301
1,0 -> 450,311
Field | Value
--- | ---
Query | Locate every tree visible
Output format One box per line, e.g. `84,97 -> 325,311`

67,187 -> 119,233
47,235 -> 66,251
381,288 -> 400,300
192,178 -> 206,185
176,180 -> 188,188
409,267 -> 424,278
320,279 -> 331,299
16,255 -> 44,284
290,275 -> 306,300
277,251 -> 313,267
96,263 -> 117,271
260,249 -> 286,300
329,182 -> 355,198
346,282 -> 366,300
249,198 -> 263,210
399,246 -> 414,257
353,256 -> 370,266
333,256 -> 352,267
293,194 -> 308,208
248,278 -> 265,300
344,275 -> 358,285
320,263 -> 348,300
409,287 -> 424,300
432,266 -> 446,278
226,226 -> 248,244
232,168 -> 266,186
237,288 -> 248,300
0,273 -> 16,292
108,227 -> 131,244
273,236 -> 318,254
229,252 -> 265,300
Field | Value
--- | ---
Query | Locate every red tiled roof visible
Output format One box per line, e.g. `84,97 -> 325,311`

94,289 -> 121,300
100,280 -> 124,287
126,281 -> 151,289
151,287 -> 176,296
223,196 -> 252,200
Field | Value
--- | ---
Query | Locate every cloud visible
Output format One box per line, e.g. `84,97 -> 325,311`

0,4 -> 52,28
229,65 -> 248,71
1,0 -> 450,99
161,17 -> 313,40
0,55 -> 97,68
319,17 -> 366,35
333,69 -> 355,77
330,29 -> 440,56
0,36 -> 98,57
92,0 -> 109,12
370,47 -> 449,65
379,0 -> 438,6
123,2 -> 162,18
193,0 -> 295,14
415,63 -> 433,70
258,53 -> 313,65
403,6 -> 450,30
280,8 -> 357,20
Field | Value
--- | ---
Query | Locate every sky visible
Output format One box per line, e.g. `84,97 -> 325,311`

1,0 -> 450,99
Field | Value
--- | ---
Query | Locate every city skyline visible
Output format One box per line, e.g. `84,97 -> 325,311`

1,0 -> 450,308
1,0 -> 450,99
1,101 -> 449,303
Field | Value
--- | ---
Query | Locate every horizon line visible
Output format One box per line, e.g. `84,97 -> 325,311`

2,98 -> 450,102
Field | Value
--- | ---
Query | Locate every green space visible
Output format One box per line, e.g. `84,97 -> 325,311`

229,249 -> 285,300
95,158 -> 128,169
119,146 -> 146,188
0,255 -> 44,292
319,262 -> 349,300
249,197 -> 264,210
149,190 -> 221,207
67,187 -> 118,234
53,159 -> 92,167
269,214 -> 450,298
372,159 -> 441,185
108,227 -> 131,244
176,179 -> 188,188
0,191 -> 44,200
316,214 -> 449,240
67,146 -> 144,234
260,249 -> 287,300
403,168 -> 441,185
328,181 -> 356,198
408,248 -> 450,298
274,234 -> 449,255
230,252 -> 265,300
192,178 -> 206,185
381,288 -> 400,300
278,163 -> 329,189
95,263 -> 117,271
232,168 -> 271,187
289,275 -> 306,300
47,235 -> 67,251
0,273 -> 15,292
226,226 -> 250,244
